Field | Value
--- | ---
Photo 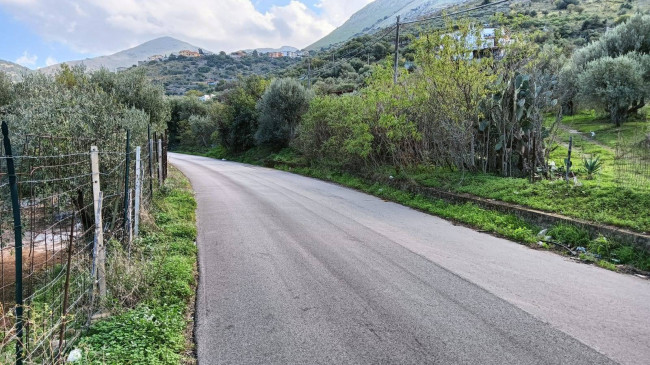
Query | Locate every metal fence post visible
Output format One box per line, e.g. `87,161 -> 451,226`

123,130 -> 131,237
134,146 -> 142,238
157,138 -> 163,185
90,146 -> 106,298
148,127 -> 153,200
127,189 -> 133,249
163,132 -> 168,182
565,136 -> 573,182
2,121 -> 24,365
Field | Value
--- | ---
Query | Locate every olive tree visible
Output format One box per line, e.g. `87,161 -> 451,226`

562,14 -> 650,124
188,114 -> 218,147
255,78 -> 312,147
0,72 -> 13,109
578,54 -> 647,126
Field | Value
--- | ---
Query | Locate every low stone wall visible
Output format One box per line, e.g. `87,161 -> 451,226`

383,177 -> 650,251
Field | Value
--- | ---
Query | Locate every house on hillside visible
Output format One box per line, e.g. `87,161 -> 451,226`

268,52 -> 283,58
179,50 -> 201,58
441,26 -> 514,60
148,54 -> 164,61
466,27 -> 513,59
199,94 -> 216,102
283,51 -> 297,58
230,50 -> 247,58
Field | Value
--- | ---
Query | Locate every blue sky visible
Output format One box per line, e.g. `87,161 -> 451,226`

254,0 -> 322,13
0,0 -> 372,70
0,7 -> 88,68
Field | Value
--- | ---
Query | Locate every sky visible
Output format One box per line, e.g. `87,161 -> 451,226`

0,0 -> 374,69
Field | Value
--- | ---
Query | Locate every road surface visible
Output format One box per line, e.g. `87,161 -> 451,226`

171,153 -> 650,365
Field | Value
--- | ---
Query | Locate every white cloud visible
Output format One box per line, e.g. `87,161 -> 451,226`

0,0 -> 375,56
45,56 -> 58,66
15,51 -> 37,66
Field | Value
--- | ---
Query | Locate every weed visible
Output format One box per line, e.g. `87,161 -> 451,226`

583,155 -> 602,179
547,224 -> 591,247
77,167 -> 197,364
597,260 -> 617,271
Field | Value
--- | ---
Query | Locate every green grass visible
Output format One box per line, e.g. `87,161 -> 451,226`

287,166 -> 540,244
389,111 -> 650,233
406,166 -> 650,233
181,144 -> 650,272
77,168 -> 197,364
559,110 -> 649,148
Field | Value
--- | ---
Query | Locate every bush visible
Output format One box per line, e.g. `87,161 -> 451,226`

0,71 -> 13,108
188,114 -> 218,147
79,305 -> 185,364
548,224 -> 591,247
255,78 -> 312,147
555,0 -> 579,10
577,55 -> 646,126
218,75 -> 267,152
295,95 -> 372,167
564,14 -> 650,125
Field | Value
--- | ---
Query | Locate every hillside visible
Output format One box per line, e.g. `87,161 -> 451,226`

0,59 -> 33,82
307,0 -> 471,50
247,46 -> 299,54
40,36 -> 211,74
139,52 -> 302,95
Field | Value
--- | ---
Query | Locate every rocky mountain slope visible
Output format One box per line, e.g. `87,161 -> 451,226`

40,36 -> 211,74
0,59 -> 33,82
307,0 -> 471,50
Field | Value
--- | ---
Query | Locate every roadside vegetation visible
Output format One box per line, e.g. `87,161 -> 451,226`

77,168 -> 197,364
171,15 -> 650,273
0,65 -> 197,363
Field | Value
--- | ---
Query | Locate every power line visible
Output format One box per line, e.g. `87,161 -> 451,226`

308,25 -> 396,80
305,0 -> 513,84
401,0 -> 512,25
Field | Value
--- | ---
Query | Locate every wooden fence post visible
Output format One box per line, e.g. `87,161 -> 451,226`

90,146 -> 106,298
134,146 -> 142,238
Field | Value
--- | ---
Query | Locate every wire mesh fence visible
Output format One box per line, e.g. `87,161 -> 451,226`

615,128 -> 650,190
0,121 -> 167,364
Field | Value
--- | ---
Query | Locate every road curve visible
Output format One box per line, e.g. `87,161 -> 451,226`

170,153 -> 650,365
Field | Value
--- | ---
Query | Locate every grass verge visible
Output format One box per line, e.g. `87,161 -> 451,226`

76,167 -> 197,364
176,146 -> 650,273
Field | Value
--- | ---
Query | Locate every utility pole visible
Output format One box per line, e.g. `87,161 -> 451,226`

308,56 -> 311,89
393,15 -> 400,84
367,53 -> 370,65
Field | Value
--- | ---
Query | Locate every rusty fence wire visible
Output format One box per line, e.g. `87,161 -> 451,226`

0,123 -> 166,364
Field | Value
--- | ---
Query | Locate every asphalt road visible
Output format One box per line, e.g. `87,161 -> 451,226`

170,153 -> 650,365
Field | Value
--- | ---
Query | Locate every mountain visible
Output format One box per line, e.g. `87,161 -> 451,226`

40,36 -> 212,74
307,0 -> 471,50
247,46 -> 299,54
0,59 -> 33,82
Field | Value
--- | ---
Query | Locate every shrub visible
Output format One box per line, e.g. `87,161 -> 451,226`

79,305 -> 185,364
0,71 -> 13,108
295,95 -> 372,167
548,224 -> 591,247
255,78 -> 312,147
577,55 -> 646,126
582,155 -> 603,178
563,14 -> 650,125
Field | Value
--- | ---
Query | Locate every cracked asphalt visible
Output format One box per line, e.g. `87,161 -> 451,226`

171,153 -> 650,365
